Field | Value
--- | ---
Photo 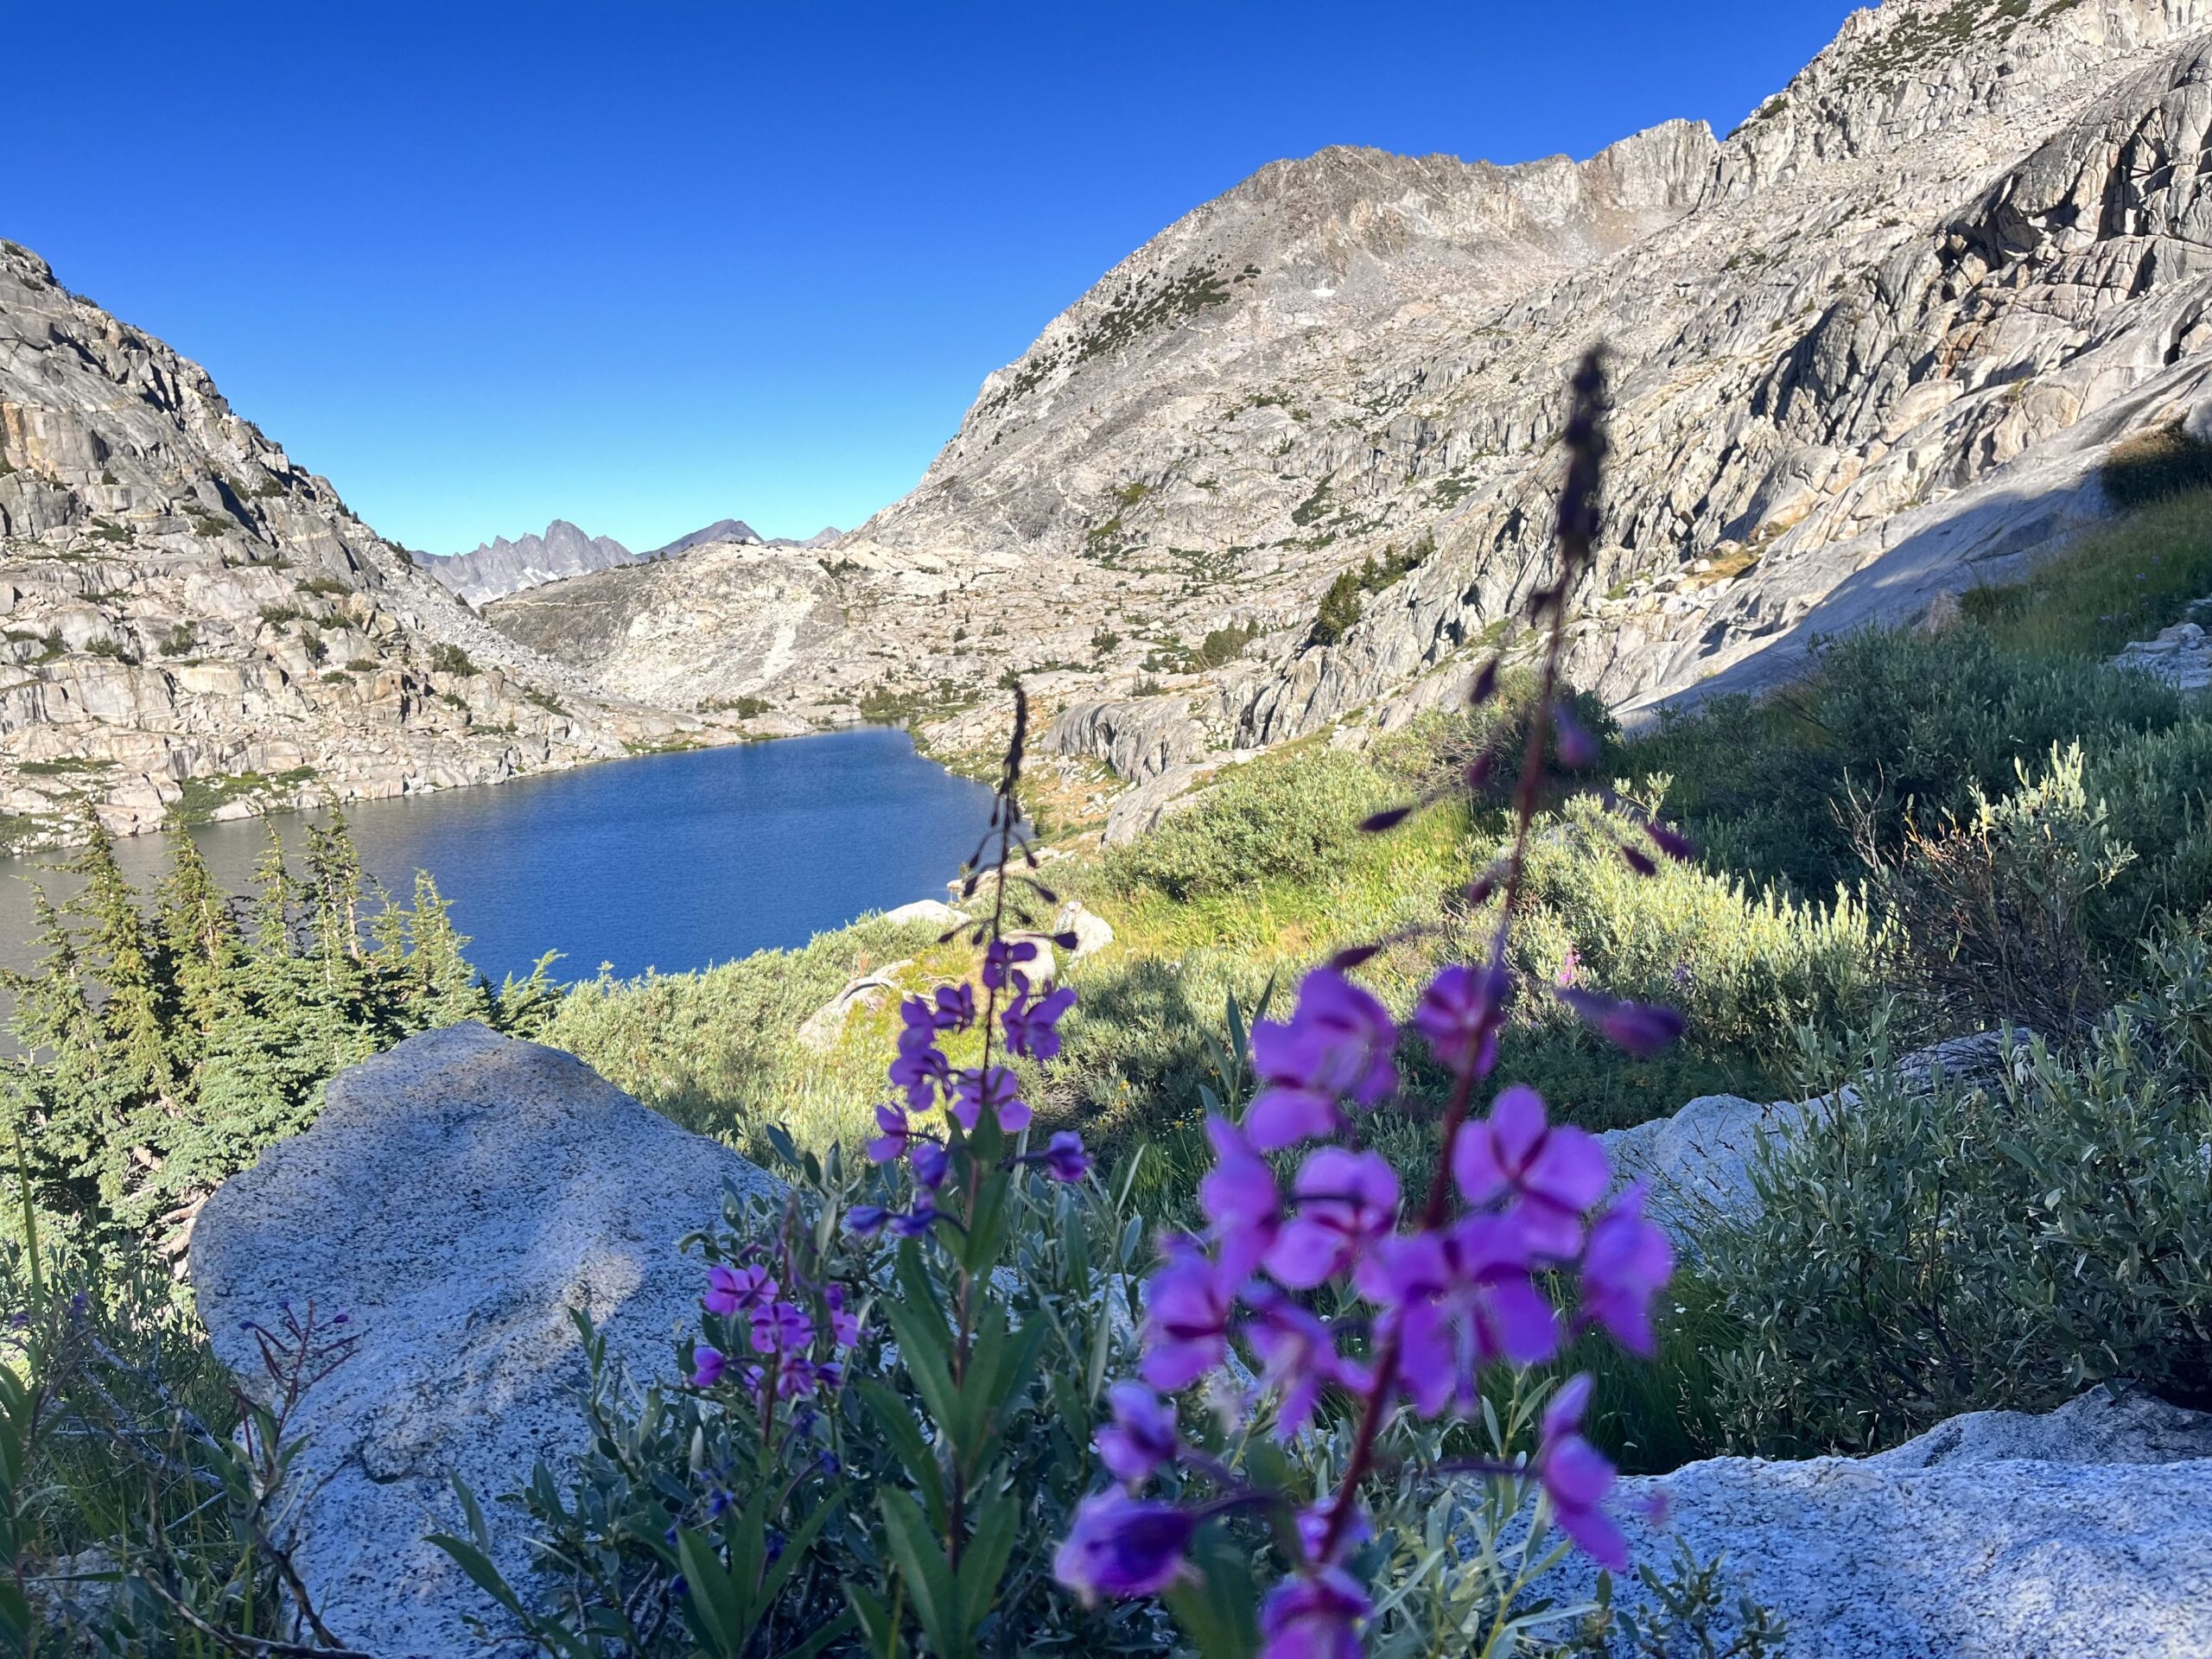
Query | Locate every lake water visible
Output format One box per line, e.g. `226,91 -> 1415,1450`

0,729 -> 995,983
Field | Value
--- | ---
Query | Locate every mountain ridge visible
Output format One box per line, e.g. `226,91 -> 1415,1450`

493,0 -> 2212,836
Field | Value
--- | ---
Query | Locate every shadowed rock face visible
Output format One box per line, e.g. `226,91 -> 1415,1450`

505,0 -> 2212,821
0,244 -> 695,847
190,1023 -> 782,1659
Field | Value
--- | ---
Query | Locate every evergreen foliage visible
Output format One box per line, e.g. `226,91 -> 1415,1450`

2,808 -> 556,1246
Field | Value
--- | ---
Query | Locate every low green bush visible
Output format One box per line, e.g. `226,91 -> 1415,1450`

1101,747 -> 1389,902
1701,934 -> 2212,1456
1626,623 -> 2182,893
2098,423 -> 2212,511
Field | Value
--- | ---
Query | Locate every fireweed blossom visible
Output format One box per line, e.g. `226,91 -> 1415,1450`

1053,352 -> 1678,1654
1244,968 -> 1400,1150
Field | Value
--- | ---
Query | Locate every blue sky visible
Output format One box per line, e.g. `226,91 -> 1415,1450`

7,2 -> 1854,553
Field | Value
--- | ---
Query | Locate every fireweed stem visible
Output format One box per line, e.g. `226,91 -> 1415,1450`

1313,349 -> 1607,1572
950,683 -> 1028,1573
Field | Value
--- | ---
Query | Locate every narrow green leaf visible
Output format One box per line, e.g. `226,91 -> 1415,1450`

855,1379 -> 949,1527
878,1487 -> 963,1659
956,1489 -> 1020,1637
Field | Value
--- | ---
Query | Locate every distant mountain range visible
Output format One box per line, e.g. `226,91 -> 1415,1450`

426,518 -> 842,605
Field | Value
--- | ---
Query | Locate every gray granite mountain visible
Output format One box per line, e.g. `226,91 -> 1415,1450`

427,519 -> 640,606
0,242 -> 697,848
493,0 -> 2212,824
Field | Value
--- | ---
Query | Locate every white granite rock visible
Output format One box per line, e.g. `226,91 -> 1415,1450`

1543,1390 -> 2212,1659
191,1022 -> 781,1659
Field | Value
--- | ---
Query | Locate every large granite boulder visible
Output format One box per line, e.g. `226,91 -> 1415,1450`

1599,1033 -> 2013,1237
1545,1390 -> 2212,1658
191,1022 -> 781,1659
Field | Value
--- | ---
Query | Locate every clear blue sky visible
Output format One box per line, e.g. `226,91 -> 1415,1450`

6,1 -> 1854,553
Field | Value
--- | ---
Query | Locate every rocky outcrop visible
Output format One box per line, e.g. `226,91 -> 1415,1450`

1545,1389 -> 2212,1658
486,538 -> 848,713
1599,1033 -> 2013,1236
0,242 -> 697,846
191,1023 -> 781,1659
2114,606 -> 2212,690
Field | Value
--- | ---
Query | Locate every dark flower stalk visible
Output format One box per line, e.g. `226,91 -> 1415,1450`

1313,346 -> 1611,1566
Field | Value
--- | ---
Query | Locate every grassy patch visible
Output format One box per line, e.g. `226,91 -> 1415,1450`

175,766 -> 318,824
1961,485 -> 2212,658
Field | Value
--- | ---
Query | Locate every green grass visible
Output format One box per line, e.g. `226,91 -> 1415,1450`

1961,485 -> 2212,658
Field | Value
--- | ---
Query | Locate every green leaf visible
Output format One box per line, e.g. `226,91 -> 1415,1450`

677,1528 -> 748,1656
878,1486 -> 963,1659
956,1488 -> 1020,1637
847,1584 -> 901,1659
878,1296 -> 963,1452
855,1378 -> 949,1526
1163,1522 -> 1260,1659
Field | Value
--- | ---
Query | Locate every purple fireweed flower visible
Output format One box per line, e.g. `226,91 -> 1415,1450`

1294,1494 -> 1371,1569
1554,702 -> 1599,770
750,1299 -> 812,1356
1555,987 -> 1686,1059
1411,962 -> 1506,1078
1244,1296 -> 1367,1440
1095,1380 -> 1180,1487
982,938 -> 1041,992
1265,1147 -> 1399,1289
1043,1130 -> 1092,1183
1451,1085 -> 1608,1259
1555,946 -> 1582,989
867,1103 -> 912,1165
1141,1236 -> 1236,1391
1198,1116 -> 1281,1279
888,1037 -> 950,1112
1356,1217 -> 1559,1416
1053,1491 -> 1196,1605
1580,1185 -> 1674,1356
950,1065 -> 1030,1134
932,982 -> 976,1031
910,1140 -> 950,1189
824,1284 -> 861,1349
690,1345 -> 728,1389
1536,1373 -> 1628,1567
1245,969 -> 1399,1151
1259,1568 -> 1371,1659
704,1263 -> 776,1317
847,1205 -> 890,1236
1002,983 -> 1077,1060
889,1191 -> 939,1239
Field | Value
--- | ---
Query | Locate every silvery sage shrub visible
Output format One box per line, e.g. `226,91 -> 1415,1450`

1047,355 -> 1691,1658
1703,927 -> 2212,1455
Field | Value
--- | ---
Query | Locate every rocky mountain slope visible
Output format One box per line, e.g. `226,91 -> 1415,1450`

496,0 -> 2212,829
0,242 -> 697,848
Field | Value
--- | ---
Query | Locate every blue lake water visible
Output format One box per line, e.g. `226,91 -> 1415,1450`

0,729 -> 995,983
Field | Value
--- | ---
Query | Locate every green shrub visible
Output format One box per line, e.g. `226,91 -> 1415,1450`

1864,744 -> 2137,1034
2099,422 -> 2212,510
429,641 -> 477,677
1101,749 -> 1387,902
1627,624 -> 2182,893
1702,941 -> 2212,1455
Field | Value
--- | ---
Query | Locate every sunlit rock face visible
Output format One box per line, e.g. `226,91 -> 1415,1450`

505,1 -> 2212,823
0,243 -> 692,846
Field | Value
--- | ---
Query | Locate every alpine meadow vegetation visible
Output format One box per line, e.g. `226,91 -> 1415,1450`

10,347 -> 2212,1654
